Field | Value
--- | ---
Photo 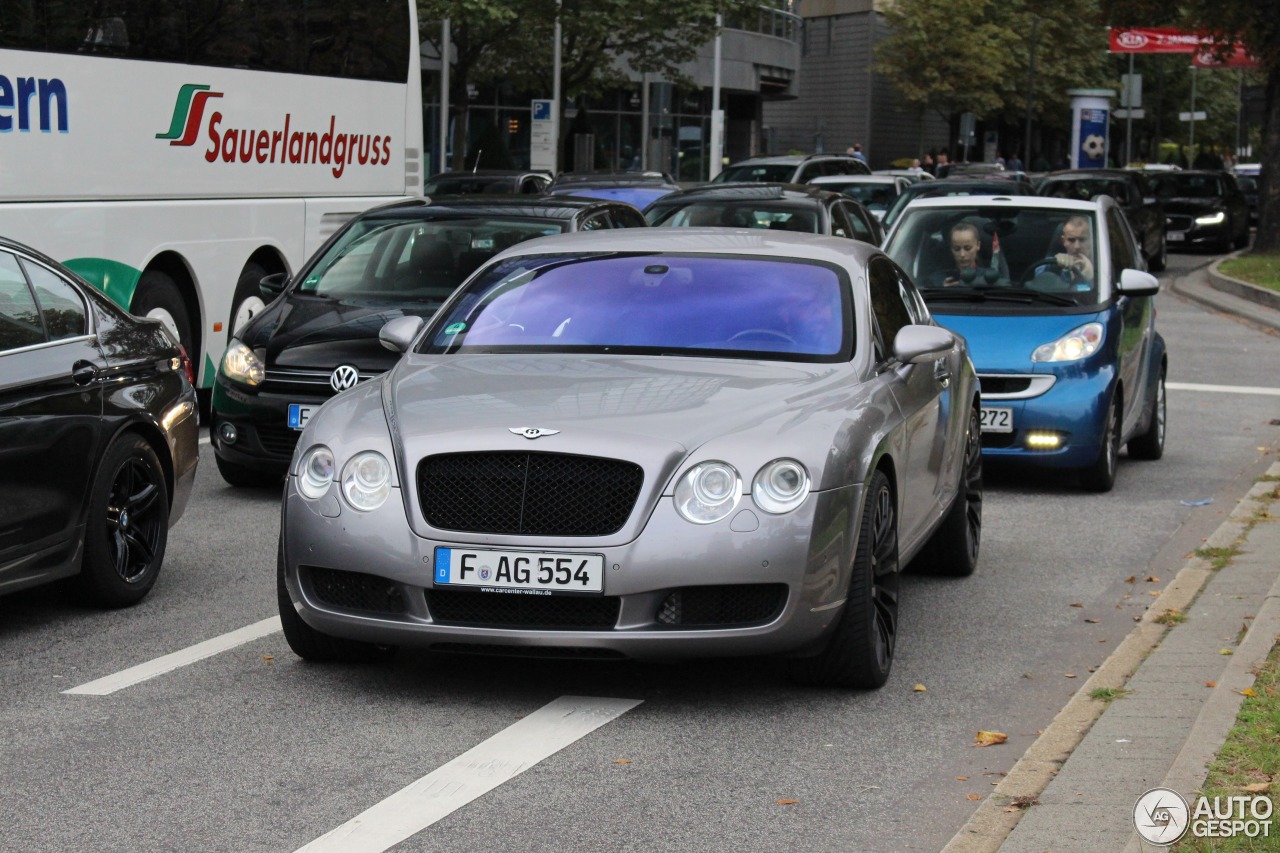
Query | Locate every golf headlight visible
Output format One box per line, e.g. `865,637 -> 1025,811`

297,445 -> 334,499
1031,322 -> 1104,363
220,338 -> 264,386
341,451 -> 391,511
1195,211 -> 1226,225
674,461 -> 741,524
753,459 -> 810,514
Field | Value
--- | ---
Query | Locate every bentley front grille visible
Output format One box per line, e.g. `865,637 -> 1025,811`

418,452 -> 643,536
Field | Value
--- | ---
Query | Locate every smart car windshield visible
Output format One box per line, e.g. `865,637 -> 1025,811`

884,207 -> 1102,308
419,252 -> 853,362
297,216 -> 566,301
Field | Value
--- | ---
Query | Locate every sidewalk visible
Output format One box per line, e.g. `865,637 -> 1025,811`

943,263 -> 1280,853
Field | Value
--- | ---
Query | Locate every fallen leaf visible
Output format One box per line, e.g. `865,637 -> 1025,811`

1125,575 -> 1136,583
1065,673 -> 1077,678
1085,618 -> 1101,623
1221,649 -> 1235,655
613,759 -> 632,764
262,654 -> 274,660
1240,688 -> 1257,697
1206,681 -> 1217,688
967,794 -> 982,801
974,730 -> 1008,747
1242,782 -> 1271,793
913,684 -> 927,692
956,776 -> 969,781
1070,602 -> 1084,608
1145,575 -> 1160,583
1149,591 -> 1162,596
1133,615 -> 1142,622
777,799 -> 798,806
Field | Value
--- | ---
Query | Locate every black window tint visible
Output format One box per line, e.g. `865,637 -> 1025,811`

0,1 -> 410,83
1107,208 -> 1136,276
23,259 -> 87,340
869,257 -> 913,358
0,252 -> 45,350
841,202 -> 874,243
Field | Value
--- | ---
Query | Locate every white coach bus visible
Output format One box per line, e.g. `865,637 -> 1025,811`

0,1 -> 424,391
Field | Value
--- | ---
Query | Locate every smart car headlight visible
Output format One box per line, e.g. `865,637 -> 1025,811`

1031,322 -> 1104,363
674,461 -> 741,524
341,451 -> 391,511
220,338 -> 264,386
297,445 -> 334,499
753,459 -> 811,514
1195,211 -> 1226,225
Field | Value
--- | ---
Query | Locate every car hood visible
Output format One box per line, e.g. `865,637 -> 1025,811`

250,294 -> 445,372
384,353 -> 871,492
931,309 -> 1106,371
1160,197 -> 1225,214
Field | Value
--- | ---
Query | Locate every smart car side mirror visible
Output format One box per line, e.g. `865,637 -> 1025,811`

379,315 -> 425,353
1117,268 -> 1160,297
893,325 -> 956,364
259,273 -> 288,297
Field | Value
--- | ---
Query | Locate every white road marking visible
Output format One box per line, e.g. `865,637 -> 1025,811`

295,695 -> 643,853
1168,381 -> 1280,397
62,616 -> 282,696
199,434 -> 211,446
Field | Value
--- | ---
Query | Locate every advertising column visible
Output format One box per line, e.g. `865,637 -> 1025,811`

1068,88 -> 1116,169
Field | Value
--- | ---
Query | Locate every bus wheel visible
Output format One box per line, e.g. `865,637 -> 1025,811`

133,271 -> 194,360
229,262 -> 269,338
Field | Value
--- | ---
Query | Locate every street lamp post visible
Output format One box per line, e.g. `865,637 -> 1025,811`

439,19 -> 450,174
553,0 -> 562,174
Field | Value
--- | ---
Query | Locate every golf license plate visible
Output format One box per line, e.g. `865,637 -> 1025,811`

287,403 -> 314,430
434,547 -> 604,595
980,407 -> 1013,433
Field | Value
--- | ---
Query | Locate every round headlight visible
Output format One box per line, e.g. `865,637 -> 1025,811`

297,445 -> 334,499
341,451 -> 391,511
752,458 -> 810,514
220,338 -> 265,386
674,461 -> 741,524
1031,322 -> 1104,363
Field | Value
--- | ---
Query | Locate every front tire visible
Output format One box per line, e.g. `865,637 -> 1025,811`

277,541 -> 397,663
79,434 -> 169,607
915,404 -> 982,576
1080,393 -> 1120,492
1128,367 -> 1166,461
789,470 -> 899,689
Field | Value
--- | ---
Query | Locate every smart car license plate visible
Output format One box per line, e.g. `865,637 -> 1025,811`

433,547 -> 605,594
980,407 -> 1013,433
287,404 -> 313,430
1167,231 -> 1186,243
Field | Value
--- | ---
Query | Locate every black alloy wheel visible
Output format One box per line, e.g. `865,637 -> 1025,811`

916,404 -> 983,576
80,435 -> 169,607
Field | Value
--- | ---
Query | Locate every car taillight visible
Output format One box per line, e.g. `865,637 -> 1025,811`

178,345 -> 196,386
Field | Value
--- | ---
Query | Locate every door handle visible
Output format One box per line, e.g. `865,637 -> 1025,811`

72,360 -> 98,387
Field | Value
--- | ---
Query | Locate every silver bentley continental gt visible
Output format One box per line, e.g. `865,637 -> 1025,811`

278,229 -> 983,688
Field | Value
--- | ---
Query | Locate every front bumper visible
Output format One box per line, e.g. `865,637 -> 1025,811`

210,376 -> 321,473
977,365 -> 1110,468
280,476 -> 863,661
1165,214 -> 1229,248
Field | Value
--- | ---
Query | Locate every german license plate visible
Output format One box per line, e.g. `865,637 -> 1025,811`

287,403 -> 314,430
980,407 -> 1013,433
433,547 -> 605,594
1167,231 -> 1186,243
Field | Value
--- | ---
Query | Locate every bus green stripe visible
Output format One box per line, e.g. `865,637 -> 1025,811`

63,258 -> 142,309
156,83 -> 211,140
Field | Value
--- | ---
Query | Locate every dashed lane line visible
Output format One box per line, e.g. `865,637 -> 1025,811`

294,695 -> 643,853
61,616 -> 281,696
1168,381 -> 1280,397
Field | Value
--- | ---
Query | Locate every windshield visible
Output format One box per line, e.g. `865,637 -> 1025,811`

1151,173 -> 1224,198
712,164 -> 795,183
419,252 -> 853,362
884,207 -> 1102,308
298,217 -> 566,300
820,182 -> 899,210
646,201 -> 819,232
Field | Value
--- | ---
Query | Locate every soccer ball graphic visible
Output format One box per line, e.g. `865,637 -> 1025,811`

1082,134 -> 1105,161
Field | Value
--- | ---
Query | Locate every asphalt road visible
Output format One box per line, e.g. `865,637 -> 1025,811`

3,247 -> 1278,853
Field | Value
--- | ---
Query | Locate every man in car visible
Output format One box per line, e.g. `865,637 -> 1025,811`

1053,215 -> 1095,283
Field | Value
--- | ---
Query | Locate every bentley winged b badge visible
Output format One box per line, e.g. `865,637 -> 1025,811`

509,427 -> 561,439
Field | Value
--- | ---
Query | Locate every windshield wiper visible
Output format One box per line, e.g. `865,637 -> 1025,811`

988,289 -> 1078,306
922,287 -> 1077,307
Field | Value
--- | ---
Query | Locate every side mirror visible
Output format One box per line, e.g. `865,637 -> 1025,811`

893,324 -> 956,364
379,315 -> 425,353
1117,267 -> 1160,297
259,272 -> 287,297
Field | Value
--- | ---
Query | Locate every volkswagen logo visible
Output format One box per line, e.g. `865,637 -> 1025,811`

330,364 -> 361,392
509,427 -> 561,440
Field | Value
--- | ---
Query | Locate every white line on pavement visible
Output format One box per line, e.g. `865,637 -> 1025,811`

294,695 -> 643,853
1168,381 -> 1280,397
62,616 -> 282,696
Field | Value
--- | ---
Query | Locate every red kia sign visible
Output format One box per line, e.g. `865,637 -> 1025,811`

1109,27 -> 1215,53
1192,45 -> 1260,68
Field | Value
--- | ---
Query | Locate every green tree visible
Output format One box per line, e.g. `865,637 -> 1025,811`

1104,1 -> 1280,249
418,0 -> 757,170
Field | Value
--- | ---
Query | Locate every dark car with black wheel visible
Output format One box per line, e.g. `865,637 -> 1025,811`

210,195 -> 649,487
0,236 -> 199,605
1148,170 -> 1251,252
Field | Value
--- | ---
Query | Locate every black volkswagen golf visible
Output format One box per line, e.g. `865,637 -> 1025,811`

0,236 -> 199,605
210,195 -> 648,486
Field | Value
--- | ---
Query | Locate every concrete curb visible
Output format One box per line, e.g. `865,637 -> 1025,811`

942,465 -> 1280,853
1168,258 -> 1280,336
1206,259 -> 1280,313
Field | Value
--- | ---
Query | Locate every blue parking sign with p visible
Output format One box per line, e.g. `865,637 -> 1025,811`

532,100 -> 553,121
